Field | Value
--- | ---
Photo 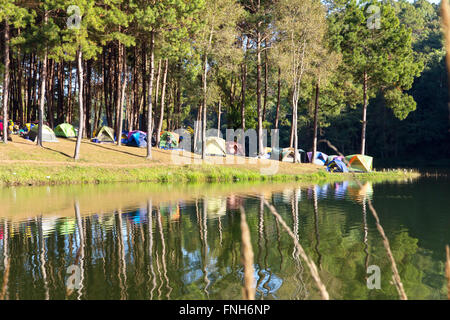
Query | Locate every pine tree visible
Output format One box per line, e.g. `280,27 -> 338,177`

331,0 -> 423,155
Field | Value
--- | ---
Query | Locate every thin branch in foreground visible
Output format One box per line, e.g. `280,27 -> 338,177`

263,199 -> 329,300
240,206 -> 255,300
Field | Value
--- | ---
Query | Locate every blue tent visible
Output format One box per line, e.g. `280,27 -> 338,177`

126,130 -> 147,148
326,159 -> 349,173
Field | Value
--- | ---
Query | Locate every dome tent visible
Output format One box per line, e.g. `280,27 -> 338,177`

54,123 -> 76,138
92,126 -> 115,143
26,125 -> 58,142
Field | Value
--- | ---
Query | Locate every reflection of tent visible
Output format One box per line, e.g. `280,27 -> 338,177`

326,159 -> 349,173
93,126 -> 115,143
307,151 -> 328,165
207,197 -> 227,218
334,181 -> 349,199
348,182 -> 373,203
27,125 -> 58,142
42,217 -> 58,238
226,141 -> 245,156
54,123 -> 76,138
127,130 -> 147,148
58,218 -> 76,235
345,154 -> 373,172
206,137 -> 226,157
159,131 -> 179,149
281,147 -> 303,163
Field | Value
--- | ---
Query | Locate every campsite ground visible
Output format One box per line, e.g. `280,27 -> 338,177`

0,135 -> 419,186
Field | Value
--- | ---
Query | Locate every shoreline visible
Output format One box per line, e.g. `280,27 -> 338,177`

0,163 -> 420,187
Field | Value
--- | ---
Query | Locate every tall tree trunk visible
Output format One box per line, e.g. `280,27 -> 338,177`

275,67 -> 281,130
202,54 -> 208,160
74,48 -> 84,160
156,59 -> 168,147
46,59 -> 55,128
141,42 -> 147,131
38,11 -> 49,147
16,30 -> 24,126
85,60 -> 92,138
2,21 -> 10,143
115,44 -> 122,138
117,49 -> 127,146
217,99 -> 221,137
361,71 -> 368,155
256,30 -> 263,157
67,61 -> 73,123
117,44 -> 125,146
146,31 -> 155,159
57,62 -> 64,124
263,40 -> 268,123
240,62 -> 247,131
154,60 -> 161,131
311,81 -> 320,164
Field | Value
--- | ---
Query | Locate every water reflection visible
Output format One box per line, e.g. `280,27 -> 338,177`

0,178 -> 448,300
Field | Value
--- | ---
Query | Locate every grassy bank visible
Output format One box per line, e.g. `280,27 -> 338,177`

0,136 -> 420,187
0,163 -> 420,187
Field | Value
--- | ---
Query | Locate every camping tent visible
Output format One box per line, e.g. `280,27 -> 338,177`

307,151 -> 328,165
226,141 -> 245,156
159,131 -> 179,149
54,123 -> 76,138
206,137 -> 226,156
326,155 -> 344,165
326,159 -> 349,173
92,126 -> 115,143
127,130 -> 147,148
345,154 -> 373,172
281,147 -> 303,163
27,125 -> 58,142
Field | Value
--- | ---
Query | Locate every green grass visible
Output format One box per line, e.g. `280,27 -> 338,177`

0,164 -> 420,187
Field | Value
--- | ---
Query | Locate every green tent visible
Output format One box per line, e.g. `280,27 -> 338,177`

345,154 -> 373,172
159,131 -> 179,149
54,123 -> 76,138
93,126 -> 115,143
27,124 -> 58,142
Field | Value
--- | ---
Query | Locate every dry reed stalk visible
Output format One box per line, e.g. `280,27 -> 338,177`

240,206 -> 255,300
319,138 -> 408,300
263,199 -> 329,300
446,245 -> 450,300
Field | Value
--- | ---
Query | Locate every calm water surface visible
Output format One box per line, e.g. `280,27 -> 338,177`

0,173 -> 448,300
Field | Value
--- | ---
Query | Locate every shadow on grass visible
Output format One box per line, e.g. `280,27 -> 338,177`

42,146 -> 73,159
85,140 -> 149,159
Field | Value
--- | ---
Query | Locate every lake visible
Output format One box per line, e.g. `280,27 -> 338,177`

0,171 -> 448,300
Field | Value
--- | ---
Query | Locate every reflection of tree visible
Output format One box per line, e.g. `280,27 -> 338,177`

146,200 -> 157,300
0,187 -> 444,300
38,216 -> 49,300
312,188 -> 322,270
156,205 -> 172,299
291,189 -> 307,300
0,220 -> 9,300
